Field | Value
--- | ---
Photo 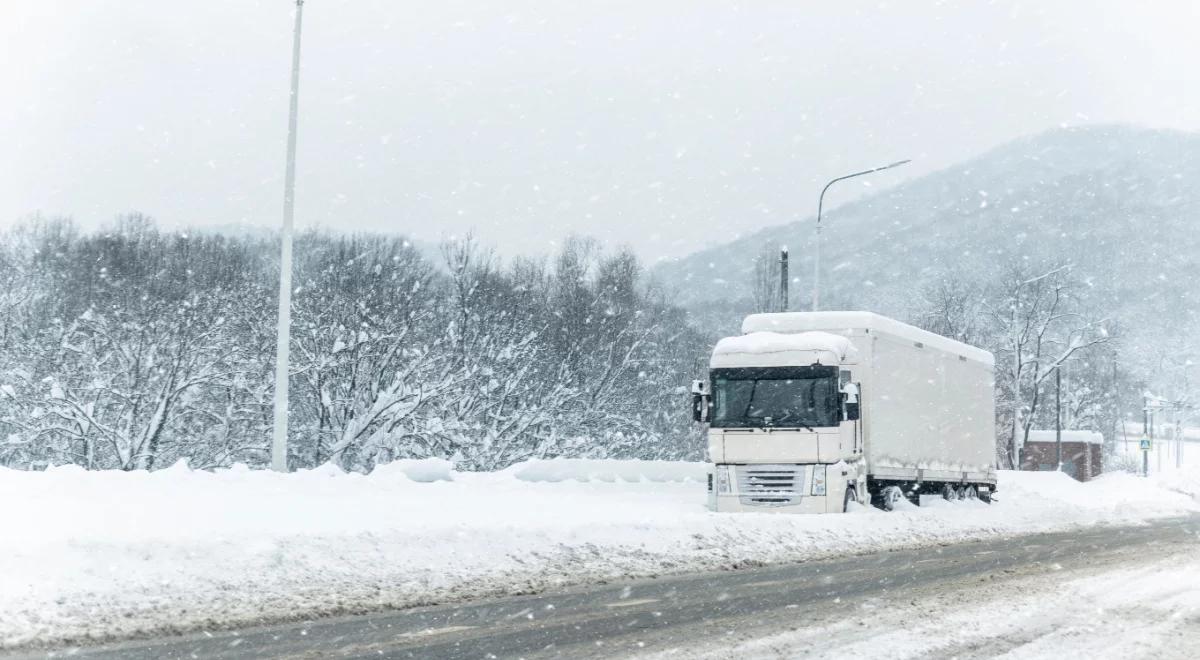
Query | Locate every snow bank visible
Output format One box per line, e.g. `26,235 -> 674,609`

502,458 -> 705,483
1,463 -> 1197,648
371,457 -> 454,482
998,469 -> 1195,519
1157,471 -> 1200,500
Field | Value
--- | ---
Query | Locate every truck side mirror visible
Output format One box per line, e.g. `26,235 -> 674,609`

844,400 -> 860,421
691,379 -> 710,423
840,382 -> 860,422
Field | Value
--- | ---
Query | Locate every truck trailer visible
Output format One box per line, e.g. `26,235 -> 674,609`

692,311 -> 997,513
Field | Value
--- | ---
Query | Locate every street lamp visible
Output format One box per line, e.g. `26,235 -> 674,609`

811,159 -> 911,311
272,0 -> 306,472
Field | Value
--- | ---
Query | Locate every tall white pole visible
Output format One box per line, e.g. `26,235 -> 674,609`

273,0 -> 305,472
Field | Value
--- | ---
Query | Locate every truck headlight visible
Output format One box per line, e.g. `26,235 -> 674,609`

811,465 -> 827,496
716,465 -> 733,494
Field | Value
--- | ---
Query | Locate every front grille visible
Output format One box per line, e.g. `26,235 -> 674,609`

736,464 -> 805,506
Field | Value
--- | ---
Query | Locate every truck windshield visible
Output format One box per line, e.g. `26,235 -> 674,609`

710,366 -> 839,428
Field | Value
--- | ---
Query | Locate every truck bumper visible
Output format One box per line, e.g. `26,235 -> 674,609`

711,492 -> 835,514
707,463 -> 860,514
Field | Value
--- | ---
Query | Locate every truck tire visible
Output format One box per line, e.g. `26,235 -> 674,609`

941,484 -> 959,501
963,485 -> 978,500
881,485 -> 903,511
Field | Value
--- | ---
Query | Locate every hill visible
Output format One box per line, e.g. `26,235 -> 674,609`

654,124 -> 1200,357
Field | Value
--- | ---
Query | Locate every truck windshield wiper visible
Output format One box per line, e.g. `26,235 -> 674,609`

777,417 -> 815,432
746,414 -> 814,432
768,409 -> 816,432
740,381 -> 759,421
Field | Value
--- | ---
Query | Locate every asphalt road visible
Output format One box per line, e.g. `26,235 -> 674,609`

19,516 -> 1200,660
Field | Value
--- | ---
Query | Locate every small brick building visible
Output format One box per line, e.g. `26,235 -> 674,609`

1020,430 -> 1104,482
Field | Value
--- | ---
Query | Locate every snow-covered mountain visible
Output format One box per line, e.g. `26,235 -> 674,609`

654,124 -> 1200,346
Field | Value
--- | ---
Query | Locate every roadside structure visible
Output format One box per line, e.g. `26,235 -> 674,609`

1020,430 -> 1103,481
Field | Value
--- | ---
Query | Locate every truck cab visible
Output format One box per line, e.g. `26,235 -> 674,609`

693,330 -> 867,513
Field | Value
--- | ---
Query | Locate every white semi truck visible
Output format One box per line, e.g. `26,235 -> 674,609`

692,311 -> 997,513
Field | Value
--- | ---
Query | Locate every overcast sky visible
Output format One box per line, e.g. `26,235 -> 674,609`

3,1 -> 1198,261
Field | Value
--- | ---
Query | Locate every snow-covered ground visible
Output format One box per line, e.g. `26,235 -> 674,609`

2,460 -> 1198,648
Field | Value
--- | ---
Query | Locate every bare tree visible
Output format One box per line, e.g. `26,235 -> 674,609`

914,276 -> 987,345
987,264 -> 1110,468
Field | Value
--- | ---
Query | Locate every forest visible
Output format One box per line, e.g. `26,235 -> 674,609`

0,215 -> 708,472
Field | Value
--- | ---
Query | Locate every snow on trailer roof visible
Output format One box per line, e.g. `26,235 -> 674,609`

1026,430 -> 1105,445
742,311 -> 994,366
711,331 -> 856,368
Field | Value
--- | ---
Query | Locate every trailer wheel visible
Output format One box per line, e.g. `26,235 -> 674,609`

941,484 -> 959,501
843,486 -> 858,512
963,486 -> 978,500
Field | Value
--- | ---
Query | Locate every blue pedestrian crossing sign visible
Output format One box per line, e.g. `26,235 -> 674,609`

1139,437 -> 1153,451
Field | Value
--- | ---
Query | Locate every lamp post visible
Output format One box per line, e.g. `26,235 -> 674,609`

272,0 -> 306,472
811,159 -> 911,311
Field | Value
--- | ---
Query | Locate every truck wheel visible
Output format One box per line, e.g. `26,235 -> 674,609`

843,486 -> 858,512
963,486 -> 978,500
881,486 -> 903,511
941,484 -> 959,501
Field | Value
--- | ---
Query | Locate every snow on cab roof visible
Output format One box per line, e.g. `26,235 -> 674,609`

742,311 -> 994,367
711,331 -> 856,368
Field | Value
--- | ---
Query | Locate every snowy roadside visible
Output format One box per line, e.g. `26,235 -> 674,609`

1,460 -> 1197,648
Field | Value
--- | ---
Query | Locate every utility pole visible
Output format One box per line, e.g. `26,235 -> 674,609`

1176,413 -> 1183,470
812,159 -> 911,311
272,0 -> 305,473
1143,394 -> 1149,478
1055,366 -> 1063,473
1115,360 -> 1125,455
778,247 -> 789,312
1153,406 -> 1160,473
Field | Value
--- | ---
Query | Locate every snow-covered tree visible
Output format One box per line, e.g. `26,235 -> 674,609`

0,216 -> 710,472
